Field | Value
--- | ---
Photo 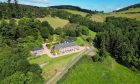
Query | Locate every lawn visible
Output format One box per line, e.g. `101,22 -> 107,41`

28,55 -> 50,65
58,56 -> 140,84
37,17 -> 69,29
63,9 -> 88,17
28,53 -> 79,81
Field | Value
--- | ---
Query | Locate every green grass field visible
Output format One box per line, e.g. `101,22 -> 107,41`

58,56 -> 140,84
63,9 -> 88,17
37,17 -> 69,29
28,53 -> 79,81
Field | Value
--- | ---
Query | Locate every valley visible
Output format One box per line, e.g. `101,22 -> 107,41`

0,1 -> 140,84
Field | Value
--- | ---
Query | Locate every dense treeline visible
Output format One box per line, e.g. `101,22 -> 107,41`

0,45 -> 43,84
0,17 -> 56,83
49,5 -> 102,14
0,2 -> 51,19
0,18 -> 54,48
94,17 -> 140,71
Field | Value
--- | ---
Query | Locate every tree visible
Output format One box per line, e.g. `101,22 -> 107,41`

41,21 -> 54,35
39,27 -> 50,38
78,25 -> 89,35
94,17 -> 140,71
0,10 -> 2,19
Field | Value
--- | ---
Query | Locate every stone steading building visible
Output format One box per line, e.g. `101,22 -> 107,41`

51,40 -> 79,55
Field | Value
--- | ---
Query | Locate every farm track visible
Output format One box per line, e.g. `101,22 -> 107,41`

46,47 -> 95,84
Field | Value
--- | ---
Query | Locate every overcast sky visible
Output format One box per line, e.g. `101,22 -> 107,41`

0,0 -> 140,12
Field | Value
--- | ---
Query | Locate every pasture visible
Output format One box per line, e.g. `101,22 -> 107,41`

58,56 -> 140,84
37,17 -> 69,29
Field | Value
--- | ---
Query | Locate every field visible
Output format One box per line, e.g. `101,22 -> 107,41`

28,53 -> 80,81
105,13 -> 140,20
118,8 -> 140,13
63,9 -> 88,17
91,8 -> 140,22
91,13 -> 140,22
37,17 -> 69,29
58,56 -> 140,84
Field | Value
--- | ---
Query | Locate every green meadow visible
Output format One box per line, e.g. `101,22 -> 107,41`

58,56 -> 140,84
37,17 -> 69,29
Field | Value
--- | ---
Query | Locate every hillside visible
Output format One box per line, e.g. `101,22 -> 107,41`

91,12 -> 140,22
115,3 -> 140,12
91,4 -> 140,22
0,1 -> 140,84
117,8 -> 140,14
49,5 -> 98,14
62,9 -> 88,17
58,56 -> 140,84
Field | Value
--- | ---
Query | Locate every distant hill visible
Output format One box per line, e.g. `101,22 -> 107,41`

49,5 -> 101,14
91,3 -> 140,22
114,3 -> 140,12
0,2 -> 51,18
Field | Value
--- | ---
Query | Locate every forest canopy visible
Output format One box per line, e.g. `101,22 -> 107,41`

94,17 -> 140,71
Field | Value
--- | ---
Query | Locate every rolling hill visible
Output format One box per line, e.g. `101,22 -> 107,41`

114,3 -> 140,12
91,3 -> 140,22
49,5 -> 98,14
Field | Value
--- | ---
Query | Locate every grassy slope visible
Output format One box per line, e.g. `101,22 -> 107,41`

118,8 -> 140,13
76,30 -> 96,46
62,8 -> 140,22
28,53 -> 78,81
62,9 -> 88,16
91,13 -> 140,22
58,56 -> 140,84
91,8 -> 140,22
37,17 -> 69,29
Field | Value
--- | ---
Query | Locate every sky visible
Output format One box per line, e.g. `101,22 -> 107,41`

0,0 -> 140,12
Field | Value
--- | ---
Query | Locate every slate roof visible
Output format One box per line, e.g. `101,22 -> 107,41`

61,40 -> 74,43
53,40 -> 76,50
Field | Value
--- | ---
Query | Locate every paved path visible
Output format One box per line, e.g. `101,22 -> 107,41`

46,47 -> 95,84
